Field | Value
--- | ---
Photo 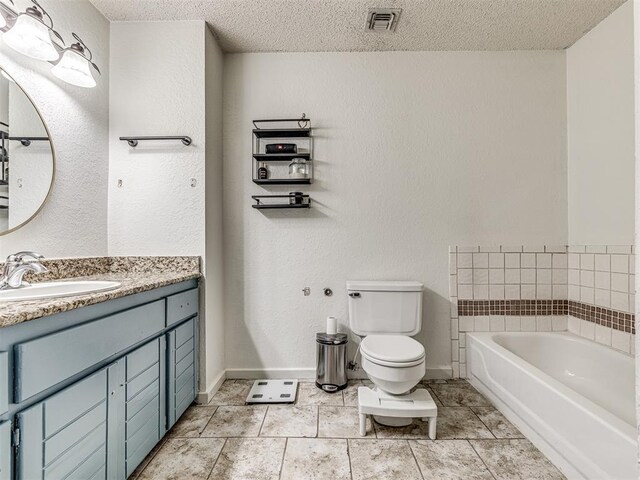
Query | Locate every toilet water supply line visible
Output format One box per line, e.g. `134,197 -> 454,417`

349,341 -> 361,371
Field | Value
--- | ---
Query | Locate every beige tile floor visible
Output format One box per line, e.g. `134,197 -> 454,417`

130,379 -> 566,480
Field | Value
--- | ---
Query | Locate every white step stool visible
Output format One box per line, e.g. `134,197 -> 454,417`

357,386 -> 438,439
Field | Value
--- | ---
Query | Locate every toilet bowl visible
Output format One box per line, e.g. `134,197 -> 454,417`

360,334 -> 426,395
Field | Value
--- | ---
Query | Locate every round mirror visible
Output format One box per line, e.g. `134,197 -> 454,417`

0,67 -> 54,235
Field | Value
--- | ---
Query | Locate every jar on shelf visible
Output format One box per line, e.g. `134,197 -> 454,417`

289,157 -> 309,179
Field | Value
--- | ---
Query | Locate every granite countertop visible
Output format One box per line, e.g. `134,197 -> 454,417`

0,256 -> 201,328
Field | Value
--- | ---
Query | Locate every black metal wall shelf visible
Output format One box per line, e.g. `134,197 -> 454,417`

253,178 -> 312,185
253,153 -> 311,162
252,128 -> 311,139
252,115 -> 314,191
252,194 -> 311,209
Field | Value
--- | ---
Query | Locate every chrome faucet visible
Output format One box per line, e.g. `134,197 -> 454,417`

0,251 -> 47,289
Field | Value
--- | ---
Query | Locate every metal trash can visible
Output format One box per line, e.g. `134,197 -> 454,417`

316,332 -> 348,392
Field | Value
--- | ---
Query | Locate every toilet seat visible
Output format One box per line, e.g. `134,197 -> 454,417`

360,335 -> 425,367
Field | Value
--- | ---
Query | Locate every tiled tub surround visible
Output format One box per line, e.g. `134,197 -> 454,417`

0,256 -> 201,327
566,246 -> 635,352
449,246 -> 635,377
130,379 -> 565,480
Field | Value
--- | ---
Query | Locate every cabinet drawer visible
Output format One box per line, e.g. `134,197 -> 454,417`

0,352 -> 7,416
14,300 -> 165,402
166,289 -> 198,326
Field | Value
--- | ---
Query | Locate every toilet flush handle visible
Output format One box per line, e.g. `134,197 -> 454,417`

348,292 -> 361,298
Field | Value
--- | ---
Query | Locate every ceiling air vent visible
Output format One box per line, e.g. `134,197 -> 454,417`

366,8 -> 401,32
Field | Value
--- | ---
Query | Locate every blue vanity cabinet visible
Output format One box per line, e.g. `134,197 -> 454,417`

0,420 -> 11,480
0,352 -> 8,480
1,280 -> 200,480
0,352 -> 7,416
167,317 -> 197,428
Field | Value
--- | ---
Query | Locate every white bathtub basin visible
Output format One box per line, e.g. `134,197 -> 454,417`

0,281 -> 121,301
467,331 -> 636,480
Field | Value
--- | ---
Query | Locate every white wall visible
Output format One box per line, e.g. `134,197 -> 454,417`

0,0 -> 109,257
203,27 -> 226,397
109,21 -> 226,398
223,51 -> 568,377
567,1 -> 635,245
108,21 -> 206,256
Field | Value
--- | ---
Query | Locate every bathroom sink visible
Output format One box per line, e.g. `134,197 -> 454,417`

0,280 -> 121,301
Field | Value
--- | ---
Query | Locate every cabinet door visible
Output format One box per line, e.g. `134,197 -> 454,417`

124,338 -> 164,478
0,351 -> 7,416
167,317 -> 197,428
0,421 -> 11,480
16,363 -> 118,480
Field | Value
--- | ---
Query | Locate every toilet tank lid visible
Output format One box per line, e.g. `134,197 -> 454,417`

346,281 -> 423,292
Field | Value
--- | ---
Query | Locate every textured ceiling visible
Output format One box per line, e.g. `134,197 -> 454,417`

89,0 -> 627,53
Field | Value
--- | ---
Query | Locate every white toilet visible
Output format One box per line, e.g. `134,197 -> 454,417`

347,280 -> 437,437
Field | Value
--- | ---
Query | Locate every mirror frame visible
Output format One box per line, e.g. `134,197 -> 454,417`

0,67 -> 56,236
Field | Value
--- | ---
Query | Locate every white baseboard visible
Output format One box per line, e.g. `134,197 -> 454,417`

425,367 -> 453,380
224,366 -> 452,381
226,368 -> 316,379
197,369 -> 226,404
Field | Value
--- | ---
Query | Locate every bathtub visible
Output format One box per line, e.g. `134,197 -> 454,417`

467,331 -> 636,480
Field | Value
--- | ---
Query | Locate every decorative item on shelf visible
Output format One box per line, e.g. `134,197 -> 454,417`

0,0 -> 101,88
289,191 -> 304,205
257,162 -> 269,180
289,157 -> 309,179
266,143 -> 297,154
252,114 -> 313,186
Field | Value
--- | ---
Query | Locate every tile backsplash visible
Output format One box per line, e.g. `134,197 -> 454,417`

449,245 -> 636,378
567,245 -> 634,314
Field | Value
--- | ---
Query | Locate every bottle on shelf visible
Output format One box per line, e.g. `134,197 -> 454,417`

257,162 -> 269,180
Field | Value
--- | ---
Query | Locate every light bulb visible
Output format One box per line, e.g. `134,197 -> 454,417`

51,49 -> 96,88
3,13 -> 59,61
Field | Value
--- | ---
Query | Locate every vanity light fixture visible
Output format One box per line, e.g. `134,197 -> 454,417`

0,0 -> 14,29
0,0 -> 100,88
2,0 -> 63,62
51,33 -> 99,88
0,70 -> 13,83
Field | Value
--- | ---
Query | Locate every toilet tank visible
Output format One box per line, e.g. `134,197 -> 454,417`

346,281 -> 423,336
